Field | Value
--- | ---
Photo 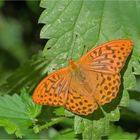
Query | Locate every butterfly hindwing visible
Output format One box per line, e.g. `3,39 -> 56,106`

64,71 -> 98,115
95,73 -> 121,105
32,68 -> 71,106
80,40 -> 133,74
32,40 -> 133,116
65,81 -> 98,115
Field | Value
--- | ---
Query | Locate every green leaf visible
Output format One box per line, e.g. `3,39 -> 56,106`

74,116 -> 84,134
53,129 -> 75,140
38,0 -> 140,139
109,125 -> 136,140
129,99 -> 140,115
2,0 -> 139,98
39,0 -> 139,88
0,90 -> 41,138
119,89 -> 129,107
0,52 -> 50,95
74,108 -> 120,139
20,88 -> 42,119
1,0 -> 140,139
53,107 -> 65,116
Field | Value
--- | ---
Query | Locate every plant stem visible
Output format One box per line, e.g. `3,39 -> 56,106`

39,117 -> 66,131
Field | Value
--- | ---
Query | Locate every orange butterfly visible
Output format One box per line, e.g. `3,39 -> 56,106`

32,40 -> 133,115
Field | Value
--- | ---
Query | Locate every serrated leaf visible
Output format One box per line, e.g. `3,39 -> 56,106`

1,0 -> 140,139
124,62 -> 137,90
38,1 -> 140,139
119,89 -> 130,107
39,0 -> 139,88
20,88 -> 42,119
1,0 -> 139,100
0,91 -> 41,137
74,109 -> 120,139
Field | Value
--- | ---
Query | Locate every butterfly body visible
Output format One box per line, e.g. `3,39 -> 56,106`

69,60 -> 98,99
32,40 -> 133,115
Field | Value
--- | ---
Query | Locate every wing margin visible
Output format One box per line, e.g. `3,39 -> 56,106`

80,40 -> 133,74
32,68 -> 71,106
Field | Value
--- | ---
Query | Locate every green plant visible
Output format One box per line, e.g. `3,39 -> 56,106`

0,0 -> 140,139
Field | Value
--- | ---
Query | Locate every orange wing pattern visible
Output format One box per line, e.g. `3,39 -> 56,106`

65,70 -> 98,115
80,40 -> 133,74
65,86 -> 98,115
32,39 -> 133,116
32,68 -> 71,106
95,73 -> 120,105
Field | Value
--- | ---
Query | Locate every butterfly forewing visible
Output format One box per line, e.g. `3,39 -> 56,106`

32,68 -> 71,106
32,39 -> 133,116
80,40 -> 133,74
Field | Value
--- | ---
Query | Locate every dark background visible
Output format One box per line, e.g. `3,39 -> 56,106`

0,0 -> 45,83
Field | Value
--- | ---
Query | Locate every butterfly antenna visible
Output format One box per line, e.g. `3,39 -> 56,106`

82,45 -> 87,55
69,34 -> 78,60
69,34 -> 87,62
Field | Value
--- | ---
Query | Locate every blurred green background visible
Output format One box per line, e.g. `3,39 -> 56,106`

0,0 -> 140,139
0,1 -> 44,138
0,0 -> 45,84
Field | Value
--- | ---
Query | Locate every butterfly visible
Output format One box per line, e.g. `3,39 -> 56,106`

32,40 -> 133,115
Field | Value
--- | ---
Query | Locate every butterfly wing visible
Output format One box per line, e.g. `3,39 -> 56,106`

78,40 -> 133,108
95,73 -> 121,106
33,40 -> 133,115
32,68 -> 71,106
80,40 -> 133,74
63,66 -> 120,115
65,70 -> 98,115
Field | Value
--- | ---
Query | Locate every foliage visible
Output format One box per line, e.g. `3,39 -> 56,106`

0,15 -> 28,84
109,125 -> 136,140
0,0 -> 140,139
0,89 -> 41,138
